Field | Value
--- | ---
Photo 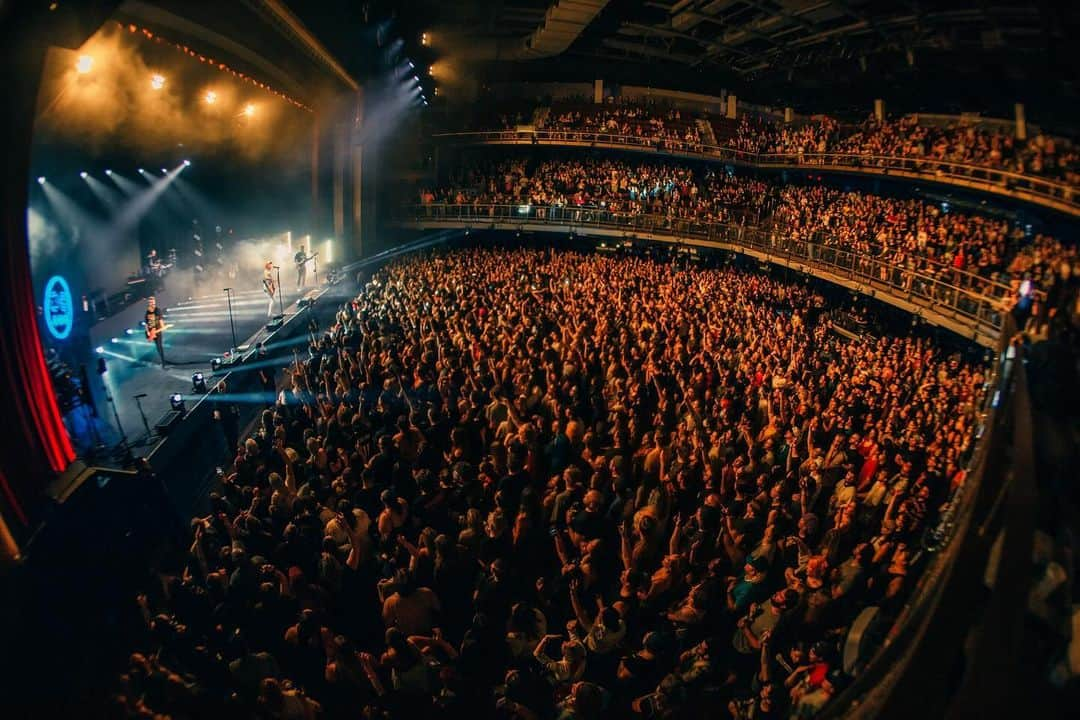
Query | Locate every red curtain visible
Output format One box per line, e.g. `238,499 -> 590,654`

0,9 -> 77,533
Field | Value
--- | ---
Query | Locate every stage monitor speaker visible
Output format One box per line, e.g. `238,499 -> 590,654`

154,410 -> 184,437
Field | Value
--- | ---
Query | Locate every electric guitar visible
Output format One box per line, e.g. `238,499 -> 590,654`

263,276 -> 276,297
146,322 -> 170,342
294,251 -> 319,268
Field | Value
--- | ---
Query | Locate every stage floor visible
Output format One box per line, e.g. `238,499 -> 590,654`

69,279 -> 333,461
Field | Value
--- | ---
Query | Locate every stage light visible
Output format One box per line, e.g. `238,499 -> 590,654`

138,168 -> 144,173
413,75 -> 419,83
125,328 -> 134,335
421,32 -> 430,46
192,372 -> 207,393
408,60 -> 414,69
243,103 -> 256,117
150,73 -> 165,90
434,87 -> 440,96
429,65 -> 434,75
75,55 -> 94,74
105,169 -> 112,174
183,159 -> 191,167
161,168 -> 168,174
169,393 -> 186,412
95,346 -> 104,354
111,337 -> 119,343
37,177 -> 45,184
80,171 -> 88,178
204,90 -> 217,104
210,357 -> 221,372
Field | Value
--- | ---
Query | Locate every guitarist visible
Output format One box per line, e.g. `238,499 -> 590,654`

145,296 -> 167,368
294,244 -> 308,290
263,260 -> 277,317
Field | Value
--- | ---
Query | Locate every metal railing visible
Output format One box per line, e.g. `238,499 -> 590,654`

399,202 -> 1010,337
432,130 -> 1080,215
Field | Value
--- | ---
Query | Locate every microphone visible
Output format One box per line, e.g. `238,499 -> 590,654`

134,393 -> 148,398
223,287 -> 232,292
272,265 -> 281,269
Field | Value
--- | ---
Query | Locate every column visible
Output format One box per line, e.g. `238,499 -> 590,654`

310,118 -> 320,242
593,79 -> 603,104
874,98 -> 885,122
333,122 -> 345,241
1014,103 -> 1027,141
784,107 -> 793,124
726,94 -> 737,120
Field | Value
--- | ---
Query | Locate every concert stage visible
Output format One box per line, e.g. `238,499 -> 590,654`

64,276 -> 352,516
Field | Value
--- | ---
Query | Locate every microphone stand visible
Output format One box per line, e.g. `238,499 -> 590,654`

223,287 -> 239,351
133,393 -> 153,440
274,265 -> 285,319
104,383 -> 133,463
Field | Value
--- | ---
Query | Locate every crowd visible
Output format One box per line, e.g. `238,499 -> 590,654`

831,115 -> 1080,184
114,247 -> 988,719
467,99 -> 1080,187
730,117 -> 839,157
418,157 -> 773,224
415,157 -> 1076,300
543,105 -> 704,153
770,185 -> 1075,285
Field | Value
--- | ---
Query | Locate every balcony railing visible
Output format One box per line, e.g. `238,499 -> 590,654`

398,202 -> 1015,342
432,130 -> 1080,216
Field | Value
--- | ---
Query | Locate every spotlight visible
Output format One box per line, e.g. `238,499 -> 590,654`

192,372 -> 207,393
125,328 -> 134,335
80,171 -> 88,178
150,73 -> 165,90
161,168 -> 168,174
37,176 -> 45,184
95,346 -> 104,354
408,60 -> 414,69
75,54 -> 93,74
434,87 -> 440,96
138,168 -> 144,173
204,90 -> 217,104
243,103 -> 255,117
210,357 -> 221,372
169,393 -> 186,412
421,32 -> 430,46
429,65 -> 435,75
413,75 -> 419,83
183,159 -> 191,167
105,169 -> 112,174
111,337 -> 119,343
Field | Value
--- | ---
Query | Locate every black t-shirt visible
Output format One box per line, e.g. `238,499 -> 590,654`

145,307 -> 163,336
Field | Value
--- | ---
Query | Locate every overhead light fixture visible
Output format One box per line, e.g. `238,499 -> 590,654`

75,54 -> 94,74
150,73 -> 165,90
204,90 -> 217,104
138,168 -> 145,173
105,169 -> 112,174
37,176 -> 45,184
80,171 -> 88,178
183,159 -> 191,167
243,103 -> 255,117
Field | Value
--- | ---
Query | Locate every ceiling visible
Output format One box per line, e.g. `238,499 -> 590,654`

294,0 -> 1080,126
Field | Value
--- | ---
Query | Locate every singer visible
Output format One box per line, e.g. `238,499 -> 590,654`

263,260 -> 276,317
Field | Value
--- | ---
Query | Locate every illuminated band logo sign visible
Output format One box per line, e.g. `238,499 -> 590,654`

44,275 -> 74,340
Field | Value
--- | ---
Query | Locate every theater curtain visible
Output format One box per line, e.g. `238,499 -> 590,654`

0,8 -> 78,537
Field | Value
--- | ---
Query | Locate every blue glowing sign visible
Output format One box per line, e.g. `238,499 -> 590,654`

43,275 -> 74,340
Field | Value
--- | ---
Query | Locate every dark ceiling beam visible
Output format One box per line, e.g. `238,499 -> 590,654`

827,0 -> 892,43
740,0 -> 822,35
618,21 -> 756,58
600,37 -> 705,64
